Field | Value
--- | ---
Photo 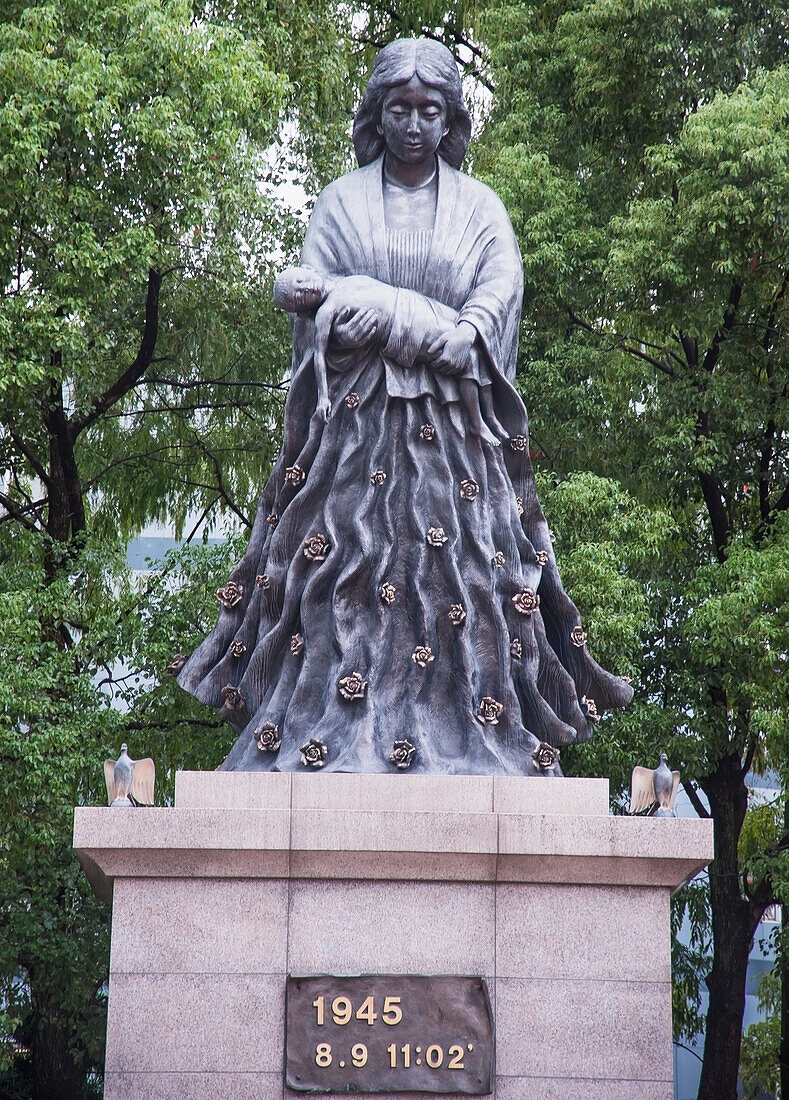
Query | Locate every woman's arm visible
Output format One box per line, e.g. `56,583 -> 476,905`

315,275 -> 463,370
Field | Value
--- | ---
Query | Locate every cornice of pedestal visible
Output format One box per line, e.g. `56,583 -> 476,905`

73,773 -> 713,905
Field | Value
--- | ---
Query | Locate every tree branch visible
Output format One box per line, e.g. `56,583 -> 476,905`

150,375 -> 287,393
758,271 -> 788,526
183,499 -> 220,543
6,428 -> 52,487
773,481 -> 789,514
762,270 -> 788,356
0,491 -> 40,532
69,268 -> 162,439
695,411 -> 729,561
190,435 -> 252,528
701,281 -> 742,374
747,872 -> 776,933
675,1042 -> 704,1065
124,717 -> 225,731
741,738 -> 758,779
0,496 -> 47,525
683,779 -> 712,819
617,340 -> 676,377
568,311 -> 678,375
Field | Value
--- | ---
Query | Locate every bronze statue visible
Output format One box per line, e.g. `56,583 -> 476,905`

177,38 -> 633,774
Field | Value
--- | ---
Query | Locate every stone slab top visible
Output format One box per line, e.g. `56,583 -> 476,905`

73,774 -> 713,904
174,771 -> 612,815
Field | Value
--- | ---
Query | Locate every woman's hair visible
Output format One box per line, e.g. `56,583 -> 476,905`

353,38 -> 472,169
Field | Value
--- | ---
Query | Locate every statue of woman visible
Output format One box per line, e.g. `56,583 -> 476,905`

177,38 -> 632,775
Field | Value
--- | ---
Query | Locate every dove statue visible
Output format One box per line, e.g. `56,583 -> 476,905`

630,753 -> 680,817
104,743 -> 156,807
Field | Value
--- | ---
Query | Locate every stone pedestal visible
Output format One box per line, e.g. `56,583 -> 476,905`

73,773 -> 712,1099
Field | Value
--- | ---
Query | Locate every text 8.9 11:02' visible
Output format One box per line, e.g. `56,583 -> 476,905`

286,975 -> 494,1095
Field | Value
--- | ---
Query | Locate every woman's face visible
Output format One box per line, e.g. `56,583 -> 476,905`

378,75 -> 449,168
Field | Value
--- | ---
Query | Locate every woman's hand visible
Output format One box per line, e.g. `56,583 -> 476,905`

332,306 -> 379,349
427,320 -> 477,376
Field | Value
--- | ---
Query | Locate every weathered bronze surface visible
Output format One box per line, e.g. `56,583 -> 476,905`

285,974 -> 494,1094
177,37 -> 634,775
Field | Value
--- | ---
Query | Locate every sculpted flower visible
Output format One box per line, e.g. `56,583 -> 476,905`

419,423 -> 435,441
570,625 -> 587,648
303,533 -> 330,561
582,695 -> 601,723
510,637 -> 523,659
426,526 -> 448,547
411,644 -> 434,668
300,738 -> 328,767
229,640 -> 247,658
290,633 -> 304,656
380,582 -> 396,604
338,671 -> 368,700
492,551 -> 506,568
448,603 -> 466,626
510,434 -> 528,452
255,722 -> 281,753
512,588 -> 540,615
266,512 -> 279,528
535,549 -> 549,566
344,391 -> 360,409
516,497 -> 524,517
370,469 -> 387,486
389,739 -> 416,770
165,653 -> 187,676
459,478 -> 479,501
216,580 -> 243,609
532,742 -> 559,772
220,684 -> 245,710
285,464 -> 306,486
476,696 -> 504,725
255,574 -> 270,589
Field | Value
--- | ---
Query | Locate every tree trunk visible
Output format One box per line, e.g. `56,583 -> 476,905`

31,978 -> 88,1100
697,754 -> 752,1100
44,378 -> 85,545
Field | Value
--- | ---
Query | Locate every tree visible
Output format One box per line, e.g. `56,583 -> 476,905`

0,1 -> 361,1094
474,3 -> 789,1097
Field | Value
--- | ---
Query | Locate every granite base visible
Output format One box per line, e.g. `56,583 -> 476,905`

73,773 -> 712,1099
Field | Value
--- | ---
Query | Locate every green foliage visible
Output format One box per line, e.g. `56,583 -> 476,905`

0,0 -> 379,1092
3,0 -> 787,1091
477,2 -> 789,1092
0,0 -> 365,546
740,947 -> 781,1098
0,529 -> 244,1093
0,3 -> 480,1092
741,1011 -> 780,1100
672,878 -> 714,1043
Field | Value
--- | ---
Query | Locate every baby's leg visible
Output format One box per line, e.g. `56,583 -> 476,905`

461,380 -> 499,445
479,385 -> 508,441
312,301 -> 334,421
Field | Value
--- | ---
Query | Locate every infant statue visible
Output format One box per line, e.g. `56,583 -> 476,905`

273,265 -> 507,443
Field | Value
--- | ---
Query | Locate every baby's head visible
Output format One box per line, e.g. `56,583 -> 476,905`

273,266 -> 331,314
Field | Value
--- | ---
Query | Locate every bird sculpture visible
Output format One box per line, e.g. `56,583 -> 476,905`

630,753 -> 680,817
104,743 -> 156,807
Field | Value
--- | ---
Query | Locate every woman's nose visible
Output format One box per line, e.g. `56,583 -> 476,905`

406,110 -> 420,135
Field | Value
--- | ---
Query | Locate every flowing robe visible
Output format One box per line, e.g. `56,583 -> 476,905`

178,154 -> 632,774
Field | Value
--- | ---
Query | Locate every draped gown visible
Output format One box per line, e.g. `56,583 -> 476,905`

177,154 -> 633,774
